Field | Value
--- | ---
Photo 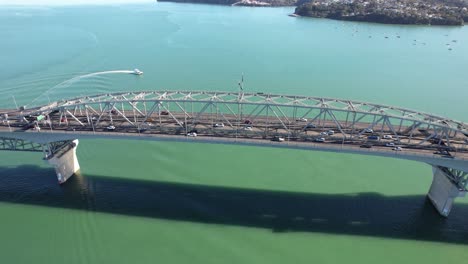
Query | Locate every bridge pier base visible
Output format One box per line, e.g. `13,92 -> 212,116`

427,166 -> 465,217
46,139 -> 80,184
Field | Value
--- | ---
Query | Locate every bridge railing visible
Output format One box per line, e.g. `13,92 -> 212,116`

16,129 -> 468,163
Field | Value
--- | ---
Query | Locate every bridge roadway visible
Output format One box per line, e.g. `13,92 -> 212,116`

1,90 -> 468,217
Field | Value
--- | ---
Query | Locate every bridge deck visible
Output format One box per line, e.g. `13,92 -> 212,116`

1,111 -> 468,161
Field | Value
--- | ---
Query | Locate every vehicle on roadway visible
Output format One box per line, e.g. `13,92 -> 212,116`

364,128 -> 374,133
244,126 -> 253,131
187,132 -> 197,137
327,130 -> 335,135
320,132 -> 328,136
272,136 -> 285,142
367,135 -> 380,141
383,135 -> 393,139
393,147 -> 402,151
213,123 -> 224,128
296,118 -> 307,122
315,137 -> 325,142
385,142 -> 395,147
106,125 -> 116,131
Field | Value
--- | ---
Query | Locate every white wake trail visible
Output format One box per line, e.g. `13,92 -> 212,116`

27,70 -> 136,107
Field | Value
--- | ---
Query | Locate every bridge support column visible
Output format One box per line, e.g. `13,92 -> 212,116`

46,139 -> 80,184
427,166 -> 465,217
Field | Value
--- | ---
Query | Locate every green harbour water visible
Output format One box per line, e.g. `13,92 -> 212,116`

1,2 -> 468,263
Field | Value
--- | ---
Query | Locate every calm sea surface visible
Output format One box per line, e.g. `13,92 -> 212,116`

1,2 -> 468,263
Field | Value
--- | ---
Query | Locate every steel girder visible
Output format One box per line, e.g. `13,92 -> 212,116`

0,137 -> 43,152
2,90 -> 468,158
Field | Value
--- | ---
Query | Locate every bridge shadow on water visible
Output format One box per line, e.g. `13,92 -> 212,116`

1,165 -> 468,244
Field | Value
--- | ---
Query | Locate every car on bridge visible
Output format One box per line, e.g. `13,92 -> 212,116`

106,125 -> 116,131
187,132 -> 197,137
272,136 -> 285,142
393,147 -> 402,151
213,123 -> 224,128
315,137 -> 325,142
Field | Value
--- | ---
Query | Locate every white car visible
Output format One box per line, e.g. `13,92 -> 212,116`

213,123 -> 225,128
393,147 -> 402,151
106,125 -> 116,131
272,137 -> 285,142
383,135 -> 393,139
315,137 -> 325,142
187,132 -> 197,137
244,126 -> 253,131
364,128 -> 374,133
296,118 -> 308,122
320,132 -> 328,136
327,130 -> 335,135
385,142 -> 395,147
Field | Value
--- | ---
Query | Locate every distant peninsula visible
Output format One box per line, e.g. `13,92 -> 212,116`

159,0 -> 468,26
295,0 -> 468,26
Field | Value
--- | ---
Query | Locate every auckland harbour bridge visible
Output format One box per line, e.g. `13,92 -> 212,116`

1,89 -> 468,217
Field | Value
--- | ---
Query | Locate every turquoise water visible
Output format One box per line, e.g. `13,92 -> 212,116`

1,3 -> 468,263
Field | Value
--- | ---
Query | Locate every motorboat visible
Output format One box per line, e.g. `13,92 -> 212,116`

132,69 -> 143,75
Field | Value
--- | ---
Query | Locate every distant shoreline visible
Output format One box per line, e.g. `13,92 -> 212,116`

159,0 -> 467,26
295,0 -> 468,26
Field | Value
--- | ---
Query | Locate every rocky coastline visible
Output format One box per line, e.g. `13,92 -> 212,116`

294,0 -> 468,26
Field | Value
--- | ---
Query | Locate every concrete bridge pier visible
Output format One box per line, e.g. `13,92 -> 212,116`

427,166 -> 466,217
46,139 -> 80,184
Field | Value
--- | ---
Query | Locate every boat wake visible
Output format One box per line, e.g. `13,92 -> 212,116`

26,70 -> 137,107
